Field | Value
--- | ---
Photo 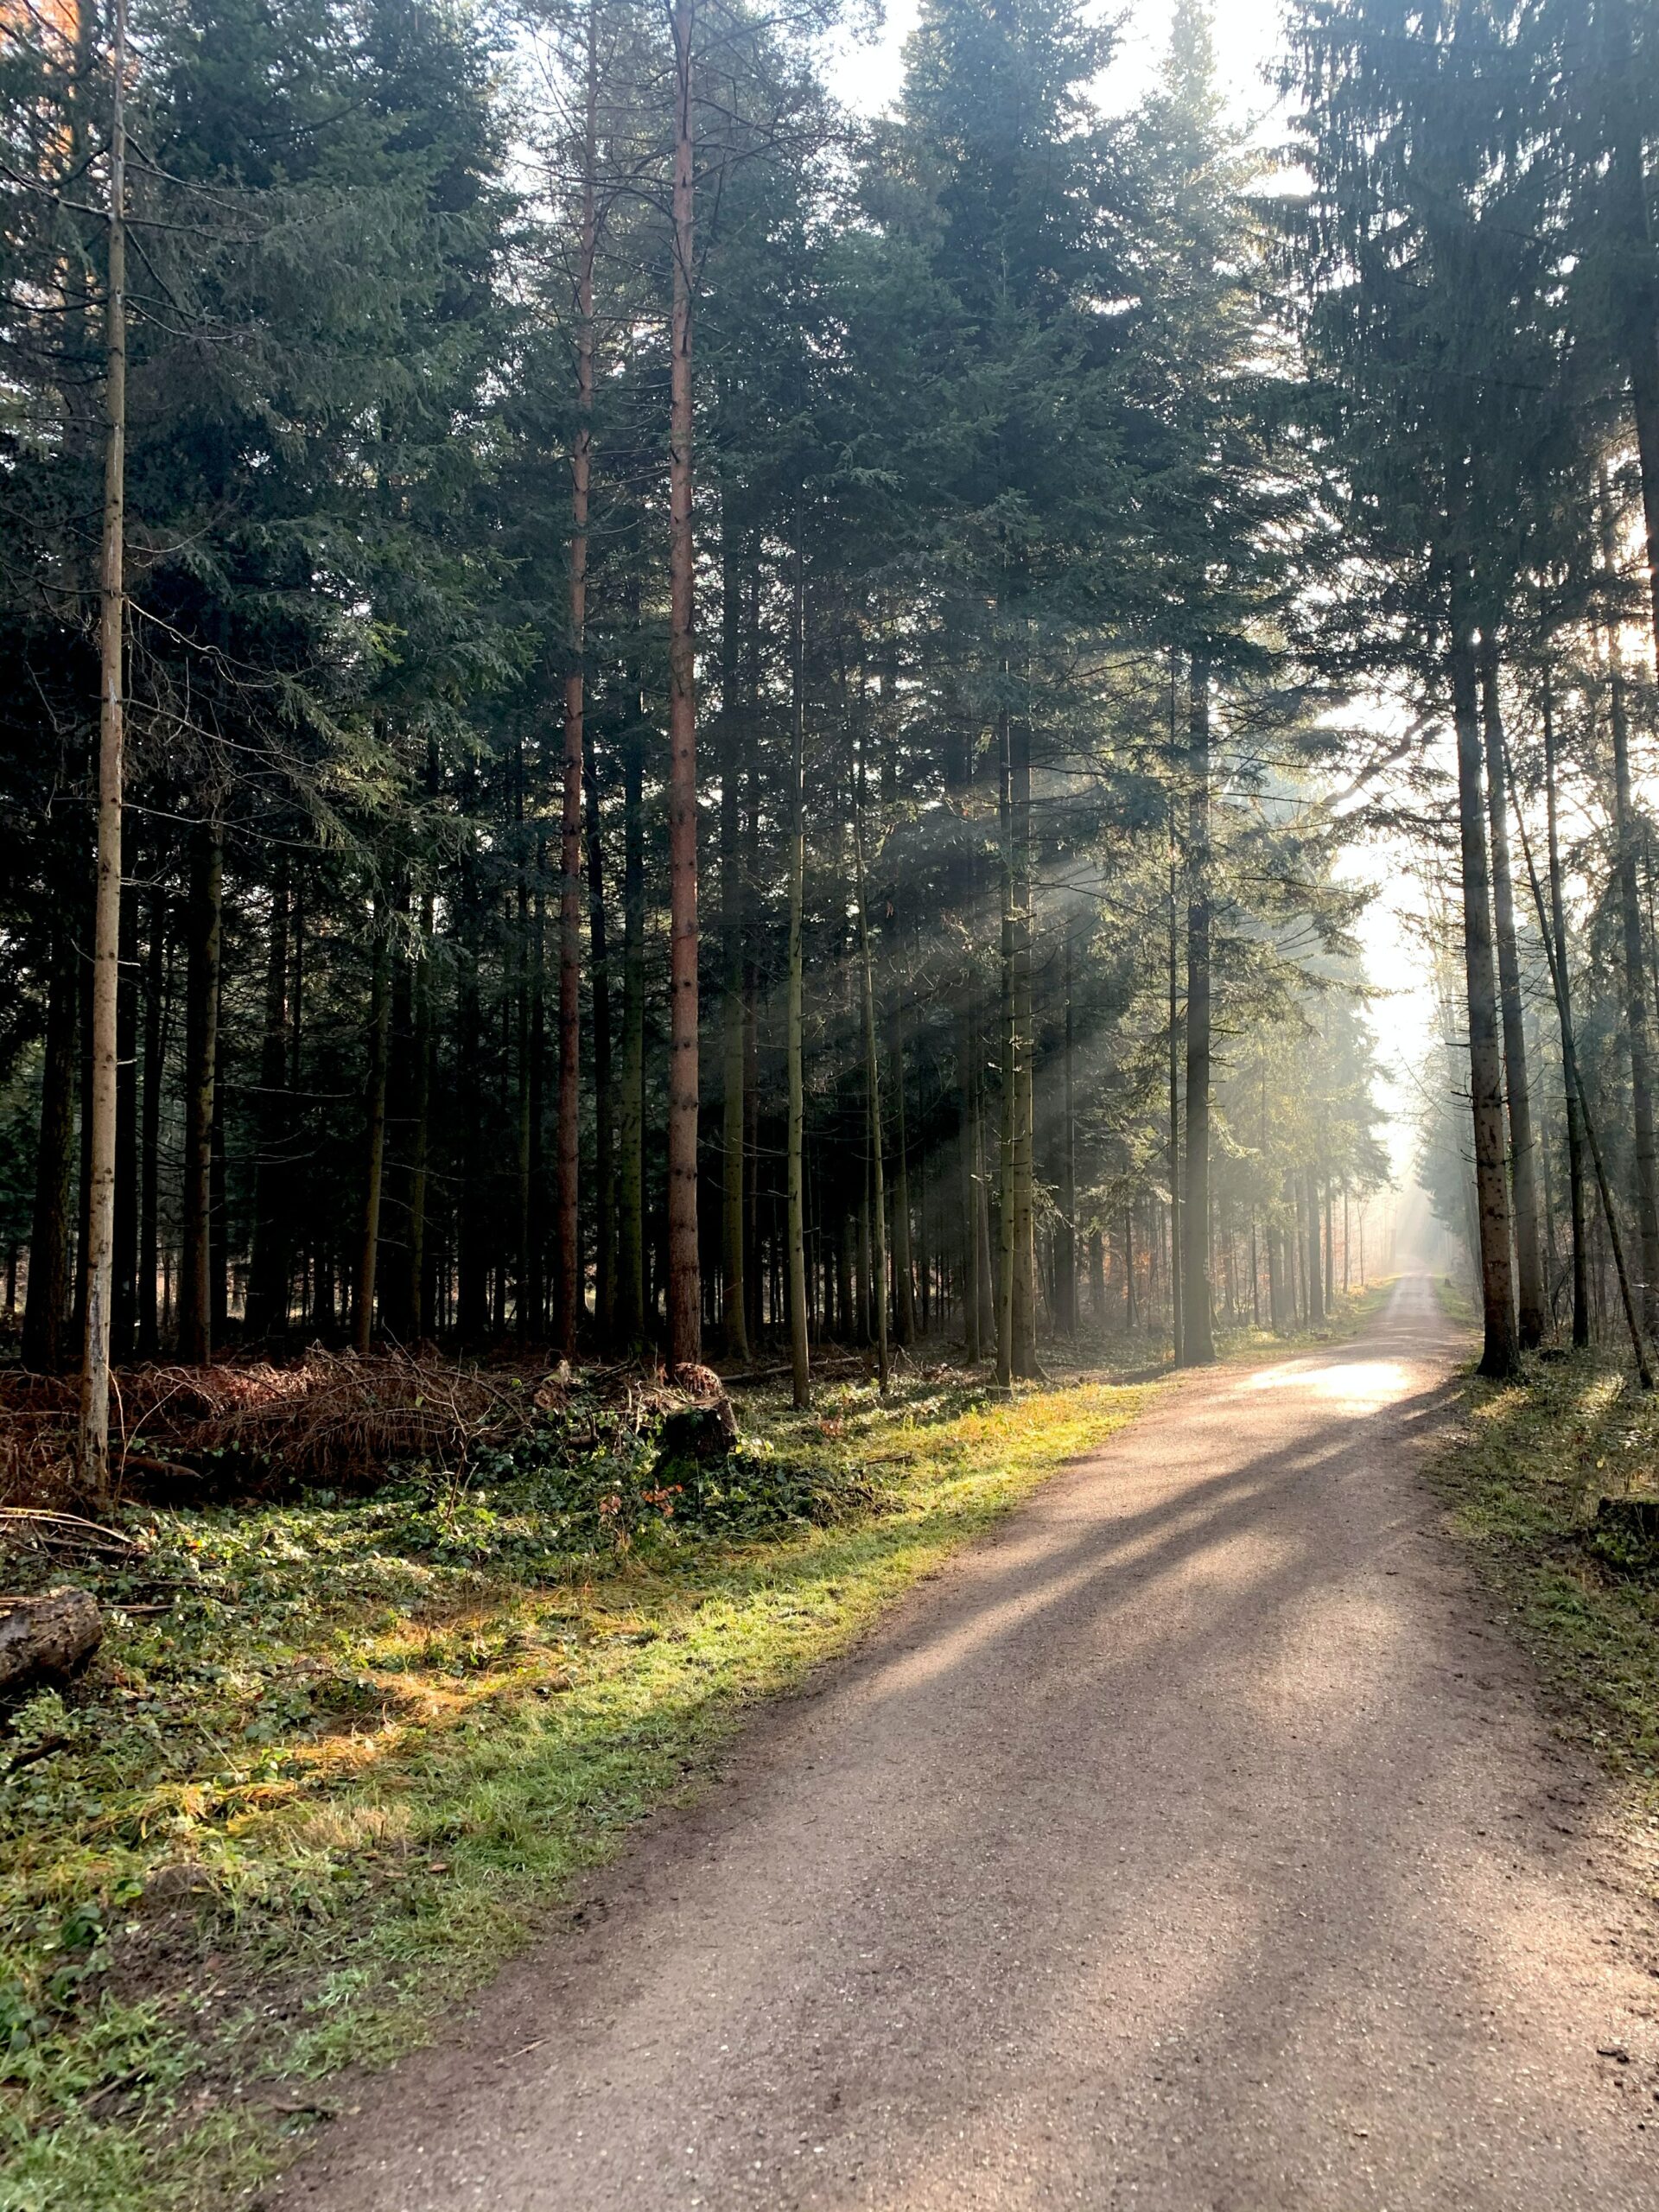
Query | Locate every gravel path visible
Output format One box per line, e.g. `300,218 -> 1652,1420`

274,1275 -> 1658,2210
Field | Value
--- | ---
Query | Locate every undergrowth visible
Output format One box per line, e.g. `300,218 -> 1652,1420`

0,1359 -> 1153,2212
1215,1276 -> 1389,1363
1426,1346 -> 1659,1808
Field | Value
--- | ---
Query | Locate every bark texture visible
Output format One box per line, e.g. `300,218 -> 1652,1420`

1180,655 -> 1215,1365
79,0 -> 126,1502
1450,627 -> 1518,1377
1478,645 -> 1544,1349
0,1588 -> 102,1694
178,816 -> 222,1365
664,0 -> 701,1368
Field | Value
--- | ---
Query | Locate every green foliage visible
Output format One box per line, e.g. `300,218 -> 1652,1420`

1427,1351 -> 1659,1795
0,1364 -> 1151,2212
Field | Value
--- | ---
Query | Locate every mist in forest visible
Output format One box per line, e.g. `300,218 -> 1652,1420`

2,0 -> 1656,1466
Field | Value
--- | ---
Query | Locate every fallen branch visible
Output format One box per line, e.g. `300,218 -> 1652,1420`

119,1452 -> 202,1485
0,1507 -> 137,1548
3,1732 -> 70,1778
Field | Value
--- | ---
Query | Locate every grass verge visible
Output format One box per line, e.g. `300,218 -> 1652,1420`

1433,1274 -> 1477,1328
1214,1276 -> 1393,1364
1424,1345 -> 1659,1821
2,1362 -> 1154,2212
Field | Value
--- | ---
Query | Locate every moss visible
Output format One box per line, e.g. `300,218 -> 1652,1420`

1424,1349 -> 1659,1800
1,1362 -> 1154,2212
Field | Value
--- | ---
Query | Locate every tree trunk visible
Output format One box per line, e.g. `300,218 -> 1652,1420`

380,909 -> 415,1344
664,0 -> 702,1370
353,908 -> 391,1356
743,564 -> 764,1349
137,887 -> 164,1357
973,1007 -> 995,1353
854,796 -> 889,1390
1166,790 -> 1184,1363
618,677 -> 647,1348
996,712 -> 1016,1392
209,998 -> 228,1343
245,857 -> 290,1344
111,841 -> 137,1363
23,926 -> 78,1373
1451,625 -> 1519,1376
78,0 -> 126,1501
1479,641 -> 1545,1348
554,38 -> 595,1354
289,870 -> 307,1323
1305,1174 -> 1323,1323
381,887 -> 434,1344
957,999 -> 980,1362
1541,667 -> 1590,1348
1122,1208 -> 1137,1331
528,846 -> 547,1336
855,1189 -> 872,1347
178,815 -> 221,1365
1179,655 -> 1215,1364
584,716 -> 615,1348
409,893 -> 434,1338
454,848 -> 488,1345
889,1001 -> 915,1346
515,785 -> 534,1343
1057,918 -> 1077,1335
785,544 -> 810,1406
744,964 -> 761,1343
1511,749 -> 1651,1384
1632,338 -> 1659,680
1599,462 -> 1659,1335
719,517 -> 748,1361
1606,11 -> 1659,671
1009,696 -> 1036,1378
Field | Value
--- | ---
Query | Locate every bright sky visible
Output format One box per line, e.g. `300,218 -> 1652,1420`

1340,837 -> 1442,1185
831,0 -> 1440,1185
829,0 -> 1292,124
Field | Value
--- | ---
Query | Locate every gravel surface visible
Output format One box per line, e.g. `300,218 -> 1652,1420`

272,1275 -> 1659,2210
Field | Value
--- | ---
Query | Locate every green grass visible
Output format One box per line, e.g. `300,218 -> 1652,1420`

1215,1276 -> 1392,1363
1425,1346 -> 1659,1819
1,1361 -> 1155,2212
1433,1274 -> 1477,1327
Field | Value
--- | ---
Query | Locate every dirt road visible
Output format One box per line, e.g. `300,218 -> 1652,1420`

275,1276 -> 1657,2209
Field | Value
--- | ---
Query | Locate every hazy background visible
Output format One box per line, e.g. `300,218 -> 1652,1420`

830,0 -> 1440,1200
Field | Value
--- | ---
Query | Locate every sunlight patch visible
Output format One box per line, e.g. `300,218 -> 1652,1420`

1241,1359 -> 1412,1416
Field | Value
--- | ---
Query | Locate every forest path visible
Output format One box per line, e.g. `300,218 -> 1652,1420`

274,1276 -> 1658,2211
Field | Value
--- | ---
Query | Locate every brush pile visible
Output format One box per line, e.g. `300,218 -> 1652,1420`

0,1349 -> 598,1509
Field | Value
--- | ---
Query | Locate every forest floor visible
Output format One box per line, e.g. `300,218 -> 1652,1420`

1423,1312 -> 1659,1818
3,1309 -> 1335,2212
256,1274 -> 1659,2212
0,1281 -> 1515,2212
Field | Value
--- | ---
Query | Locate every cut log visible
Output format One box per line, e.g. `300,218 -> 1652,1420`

0,1587 -> 103,1694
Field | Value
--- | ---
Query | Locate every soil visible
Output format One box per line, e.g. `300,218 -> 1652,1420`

269,1276 -> 1659,2210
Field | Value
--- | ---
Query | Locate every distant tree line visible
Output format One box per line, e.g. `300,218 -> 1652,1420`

1287,0 -> 1659,1379
3,0 -> 1437,1474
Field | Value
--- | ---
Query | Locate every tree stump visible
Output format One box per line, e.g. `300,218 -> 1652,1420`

652,1395 -> 738,1483
1587,1494 -> 1659,1577
0,1588 -> 103,1695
